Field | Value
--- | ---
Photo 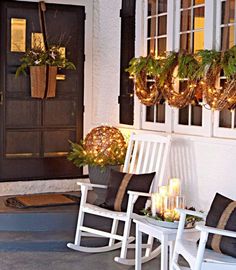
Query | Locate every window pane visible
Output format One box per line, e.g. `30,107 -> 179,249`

191,105 -> 202,126
158,15 -> 167,35
179,106 -> 189,125
158,0 -> 167,13
193,7 -> 205,30
181,0 -> 191,8
181,10 -> 191,32
219,109 -> 232,128
147,39 -> 156,54
180,33 -> 191,52
146,106 -> 155,122
234,111 -> 236,128
221,0 -> 235,25
148,0 -> 157,16
148,18 -> 157,38
193,31 -> 204,51
221,26 -> 235,50
157,38 -> 166,54
194,0 -> 205,5
156,104 -> 165,123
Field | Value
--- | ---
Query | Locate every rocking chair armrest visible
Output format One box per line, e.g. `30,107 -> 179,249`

127,191 -> 151,198
196,225 -> 236,238
76,181 -> 108,190
176,208 -> 207,220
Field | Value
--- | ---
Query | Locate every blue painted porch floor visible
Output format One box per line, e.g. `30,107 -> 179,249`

0,195 -> 161,270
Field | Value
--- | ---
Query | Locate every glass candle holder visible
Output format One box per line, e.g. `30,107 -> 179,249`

169,178 -> 181,197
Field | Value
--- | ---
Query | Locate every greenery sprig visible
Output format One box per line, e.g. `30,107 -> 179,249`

16,45 -> 76,77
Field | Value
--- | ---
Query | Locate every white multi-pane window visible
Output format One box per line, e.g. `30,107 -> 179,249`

139,0 -> 236,138
142,0 -> 172,132
214,0 -> 236,138
173,0 -> 211,136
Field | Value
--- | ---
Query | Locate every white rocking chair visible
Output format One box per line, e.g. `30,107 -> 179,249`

67,133 -> 171,265
171,208 -> 236,270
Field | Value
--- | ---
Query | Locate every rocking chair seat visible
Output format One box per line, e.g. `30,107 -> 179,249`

177,239 -> 236,269
83,203 -> 130,221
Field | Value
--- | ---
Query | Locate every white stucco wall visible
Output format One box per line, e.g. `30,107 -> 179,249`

92,0 -> 121,126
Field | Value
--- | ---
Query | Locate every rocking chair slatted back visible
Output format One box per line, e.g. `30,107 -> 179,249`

123,133 -> 171,192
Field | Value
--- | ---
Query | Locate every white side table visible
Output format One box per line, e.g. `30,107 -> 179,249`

134,218 -> 197,270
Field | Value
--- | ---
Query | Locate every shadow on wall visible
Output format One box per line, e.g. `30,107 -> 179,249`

169,138 -> 199,208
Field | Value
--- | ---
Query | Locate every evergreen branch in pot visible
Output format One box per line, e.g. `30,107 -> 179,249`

67,126 -> 128,170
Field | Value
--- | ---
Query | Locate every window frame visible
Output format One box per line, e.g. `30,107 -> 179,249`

213,0 -> 236,139
141,0 -> 173,133
172,0 -> 212,136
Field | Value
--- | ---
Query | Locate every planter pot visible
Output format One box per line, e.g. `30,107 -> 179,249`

88,165 -> 121,185
88,165 -> 121,205
46,66 -> 57,98
30,66 -> 46,98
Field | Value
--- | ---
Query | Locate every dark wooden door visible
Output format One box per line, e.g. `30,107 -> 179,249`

0,1 -> 85,181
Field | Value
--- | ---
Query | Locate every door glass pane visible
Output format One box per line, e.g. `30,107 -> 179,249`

219,109 -> 232,128
146,106 -> 155,122
6,131 -> 40,158
191,105 -> 202,126
156,104 -> 165,123
44,130 -> 76,157
193,7 -> 205,30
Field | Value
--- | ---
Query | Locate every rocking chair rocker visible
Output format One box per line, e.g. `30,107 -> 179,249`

67,133 -> 171,265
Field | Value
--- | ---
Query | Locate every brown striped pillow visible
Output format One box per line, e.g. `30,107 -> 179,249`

205,193 -> 236,258
100,169 -> 155,214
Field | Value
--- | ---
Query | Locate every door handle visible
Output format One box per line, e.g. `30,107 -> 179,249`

0,92 -> 3,105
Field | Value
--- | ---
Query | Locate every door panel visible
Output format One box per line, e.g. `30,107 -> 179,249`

0,1 -> 85,181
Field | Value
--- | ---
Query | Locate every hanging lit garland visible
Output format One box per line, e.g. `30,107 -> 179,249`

126,46 -> 236,110
197,47 -> 236,110
159,52 -> 200,109
126,54 -> 163,106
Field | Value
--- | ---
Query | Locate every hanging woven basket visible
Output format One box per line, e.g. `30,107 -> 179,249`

30,65 -> 46,98
46,66 -> 57,98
